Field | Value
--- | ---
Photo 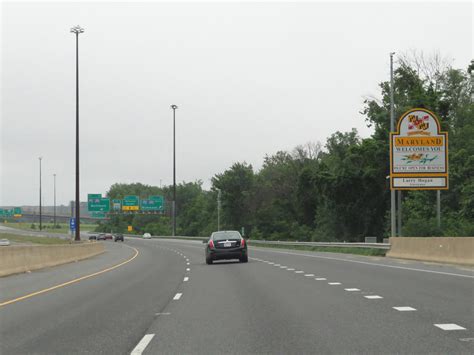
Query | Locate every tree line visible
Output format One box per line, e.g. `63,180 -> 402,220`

97,55 -> 474,241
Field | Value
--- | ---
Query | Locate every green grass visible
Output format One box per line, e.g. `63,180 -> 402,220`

0,232 -> 71,245
2,222 -> 98,234
250,241 -> 387,256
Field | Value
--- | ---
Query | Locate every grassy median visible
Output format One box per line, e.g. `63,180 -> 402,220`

0,233 -> 70,245
249,242 -> 387,256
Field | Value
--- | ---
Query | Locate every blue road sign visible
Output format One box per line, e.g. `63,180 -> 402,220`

70,218 -> 76,231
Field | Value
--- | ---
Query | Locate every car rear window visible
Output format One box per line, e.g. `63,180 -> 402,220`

212,231 -> 241,241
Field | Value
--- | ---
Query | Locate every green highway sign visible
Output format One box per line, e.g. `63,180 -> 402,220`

122,195 -> 139,211
141,195 -> 164,211
0,208 -> 23,217
88,194 -> 110,212
91,212 -> 106,218
140,198 -> 162,211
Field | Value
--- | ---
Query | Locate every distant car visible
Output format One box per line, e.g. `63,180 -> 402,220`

104,234 -> 113,241
143,233 -> 151,239
89,235 -> 97,241
114,234 -> 124,242
97,233 -> 106,240
0,239 -> 10,246
205,231 -> 248,264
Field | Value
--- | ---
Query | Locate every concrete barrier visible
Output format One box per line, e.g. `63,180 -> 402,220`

386,237 -> 474,266
0,242 -> 105,277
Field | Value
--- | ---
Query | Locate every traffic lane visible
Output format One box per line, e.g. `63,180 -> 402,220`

141,242 -> 472,354
0,239 -> 188,355
0,241 -> 133,303
250,247 -> 474,337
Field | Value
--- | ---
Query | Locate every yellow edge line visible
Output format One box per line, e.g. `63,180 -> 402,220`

0,245 -> 139,308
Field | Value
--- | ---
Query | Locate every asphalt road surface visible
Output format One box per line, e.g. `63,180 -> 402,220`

1,237 -> 473,354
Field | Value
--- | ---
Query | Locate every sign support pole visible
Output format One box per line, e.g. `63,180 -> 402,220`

390,52 -> 396,238
436,190 -> 441,229
397,190 -> 402,236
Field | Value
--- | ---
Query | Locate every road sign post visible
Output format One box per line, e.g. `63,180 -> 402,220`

70,217 -> 76,231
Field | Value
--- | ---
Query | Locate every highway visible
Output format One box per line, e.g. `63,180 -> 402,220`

1,237 -> 473,354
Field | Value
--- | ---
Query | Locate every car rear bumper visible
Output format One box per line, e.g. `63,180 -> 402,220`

208,248 -> 247,260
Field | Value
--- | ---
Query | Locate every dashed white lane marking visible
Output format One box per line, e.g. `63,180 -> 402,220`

393,306 -> 416,311
280,266 -> 287,269
287,268 -> 295,271
186,263 -> 190,265
186,268 -> 190,271
131,334 -> 155,355
304,274 -> 315,277
155,312 -> 171,316
173,293 -> 182,300
344,288 -> 361,292
364,295 -> 383,299
328,282 -> 341,285
274,264 -> 281,266
315,278 -> 326,280
295,271 -> 304,273
251,249 -> 474,279
434,324 -> 466,330
268,262 -> 275,265
183,277 -> 189,282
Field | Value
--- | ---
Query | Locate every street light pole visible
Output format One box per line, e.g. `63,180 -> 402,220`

71,25 -> 84,241
53,173 -> 57,226
39,157 -> 42,230
390,52 -> 396,238
171,104 -> 178,237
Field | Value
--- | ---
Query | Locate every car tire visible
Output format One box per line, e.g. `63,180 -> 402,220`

206,256 -> 213,265
240,256 -> 248,263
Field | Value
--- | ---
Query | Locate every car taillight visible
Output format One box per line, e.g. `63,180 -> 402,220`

209,240 -> 215,249
241,238 -> 245,247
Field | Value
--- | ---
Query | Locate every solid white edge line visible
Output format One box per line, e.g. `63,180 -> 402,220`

173,293 -> 182,300
131,334 -> 155,355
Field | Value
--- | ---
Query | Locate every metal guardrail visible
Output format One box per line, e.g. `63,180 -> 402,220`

248,240 -> 391,250
123,234 -> 390,250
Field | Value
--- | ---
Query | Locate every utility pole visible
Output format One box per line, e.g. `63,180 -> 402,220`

171,105 -> 178,236
390,52 -> 396,238
53,173 -> 57,226
39,157 -> 43,230
217,189 -> 221,231
71,25 -> 84,241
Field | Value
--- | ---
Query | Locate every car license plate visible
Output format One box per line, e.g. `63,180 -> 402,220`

224,242 -> 232,248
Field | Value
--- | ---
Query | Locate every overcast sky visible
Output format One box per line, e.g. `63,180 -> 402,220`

1,1 -> 472,206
